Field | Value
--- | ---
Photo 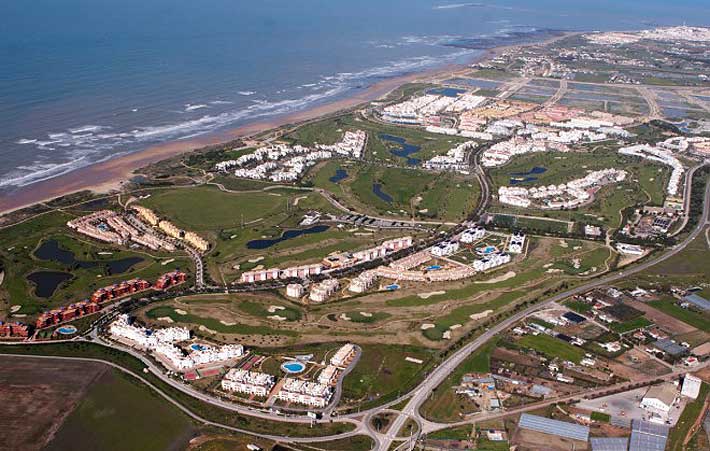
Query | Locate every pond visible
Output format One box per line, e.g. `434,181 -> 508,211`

510,166 -> 547,185
379,133 -> 421,166
329,168 -> 348,183
246,225 -> 329,249
27,271 -> 73,298
427,87 -> 466,97
372,183 -> 393,203
34,239 -> 143,275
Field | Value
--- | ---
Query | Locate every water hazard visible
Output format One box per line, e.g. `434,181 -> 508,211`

246,225 -> 329,249
509,166 -> 547,185
34,239 -> 143,274
27,271 -> 72,298
379,133 -> 421,166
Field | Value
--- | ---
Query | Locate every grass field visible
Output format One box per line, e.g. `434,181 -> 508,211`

341,344 -> 435,409
517,333 -> 585,363
420,338 -> 499,422
609,317 -> 653,333
45,369 -> 194,451
647,300 -> 710,331
666,382 -> 709,451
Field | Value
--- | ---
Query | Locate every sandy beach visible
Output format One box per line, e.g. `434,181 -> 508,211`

0,34 -> 569,216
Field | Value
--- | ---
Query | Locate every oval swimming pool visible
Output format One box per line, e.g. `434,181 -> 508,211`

281,361 -> 306,374
56,325 -> 78,335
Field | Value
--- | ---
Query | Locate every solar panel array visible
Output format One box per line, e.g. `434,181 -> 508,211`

629,419 -> 669,451
590,437 -> 629,451
518,413 -> 590,442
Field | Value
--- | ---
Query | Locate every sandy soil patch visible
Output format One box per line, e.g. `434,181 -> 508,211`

157,316 -> 175,323
198,325 -> 217,334
267,315 -> 287,321
469,310 -> 493,321
420,323 -> 435,330
418,291 -> 446,299
475,271 -> 516,284
267,305 -> 286,313
174,309 -> 187,315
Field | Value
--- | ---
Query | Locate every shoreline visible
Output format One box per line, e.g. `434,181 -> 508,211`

0,32 -> 572,216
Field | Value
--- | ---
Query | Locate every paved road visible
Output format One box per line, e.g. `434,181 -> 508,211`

377,177 -> 710,451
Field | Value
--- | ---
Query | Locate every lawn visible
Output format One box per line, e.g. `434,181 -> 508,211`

238,301 -> 302,321
45,370 -> 193,451
518,333 -> 585,363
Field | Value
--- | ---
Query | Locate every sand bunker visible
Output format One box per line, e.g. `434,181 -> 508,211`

443,331 -> 452,340
267,305 -> 286,313
450,324 -> 462,330
174,309 -> 187,315
546,268 -> 563,273
475,271 -> 516,284
198,325 -> 217,334
248,256 -> 264,263
420,323 -> 435,330
157,316 -> 175,323
559,240 -> 569,248
469,310 -> 493,321
359,312 -> 372,317
10,305 -> 21,313
267,315 -> 287,321
418,291 -> 446,299
339,313 -> 352,321
220,320 -> 236,326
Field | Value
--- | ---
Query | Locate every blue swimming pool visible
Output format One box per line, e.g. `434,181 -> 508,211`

476,245 -> 498,255
190,343 -> 208,351
281,361 -> 306,374
56,325 -> 78,335
385,283 -> 400,291
426,265 -> 442,271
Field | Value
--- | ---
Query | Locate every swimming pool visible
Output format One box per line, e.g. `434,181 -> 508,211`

281,361 -> 306,374
476,245 -> 498,255
56,325 -> 78,335
385,283 -> 400,291
190,343 -> 208,351
426,265 -> 442,271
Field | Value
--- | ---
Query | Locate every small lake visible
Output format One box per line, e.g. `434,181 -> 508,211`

35,239 -> 143,275
427,87 -> 466,97
246,225 -> 329,249
510,166 -> 547,185
27,271 -> 72,298
379,133 -> 421,166
329,168 -> 348,183
372,183 -> 393,203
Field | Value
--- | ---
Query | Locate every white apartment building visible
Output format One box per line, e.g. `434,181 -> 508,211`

619,144 -> 685,197
275,378 -> 333,408
331,343 -> 357,367
508,232 -> 526,254
286,283 -> 305,298
431,241 -> 459,257
460,226 -> 486,243
317,365 -> 339,385
309,279 -> 340,303
473,252 -> 512,271
221,369 -> 275,397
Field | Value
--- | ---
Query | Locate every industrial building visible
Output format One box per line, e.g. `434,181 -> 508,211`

518,413 -> 589,442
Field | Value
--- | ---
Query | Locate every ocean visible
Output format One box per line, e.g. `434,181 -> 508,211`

1,0 -> 708,192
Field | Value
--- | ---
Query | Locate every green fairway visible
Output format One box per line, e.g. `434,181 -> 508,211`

145,306 -> 297,337
141,185 -> 287,230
